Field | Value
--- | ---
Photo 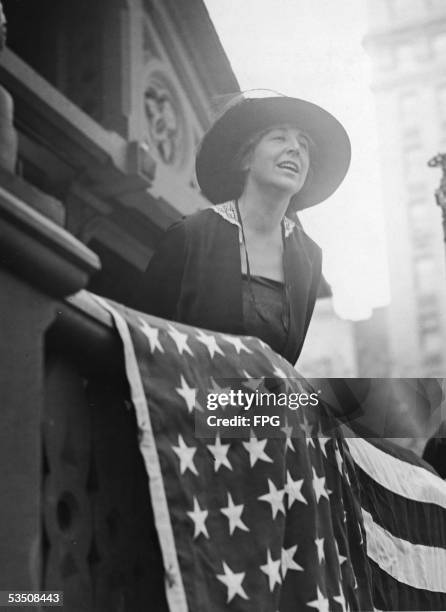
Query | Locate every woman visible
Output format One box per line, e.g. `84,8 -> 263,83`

138,92 -> 350,365
134,94 -> 377,610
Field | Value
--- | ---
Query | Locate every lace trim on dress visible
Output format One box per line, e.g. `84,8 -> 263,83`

283,216 -> 296,238
211,201 -> 297,239
213,201 -> 241,229
212,201 -> 243,243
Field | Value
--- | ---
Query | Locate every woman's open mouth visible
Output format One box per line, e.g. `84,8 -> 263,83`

277,161 -> 299,174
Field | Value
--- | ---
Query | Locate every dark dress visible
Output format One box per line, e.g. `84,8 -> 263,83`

137,201 -> 322,364
241,275 -> 288,355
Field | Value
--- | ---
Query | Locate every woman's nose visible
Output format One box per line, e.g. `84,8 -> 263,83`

286,141 -> 301,156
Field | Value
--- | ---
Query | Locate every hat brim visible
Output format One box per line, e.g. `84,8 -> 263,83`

195,96 -> 351,211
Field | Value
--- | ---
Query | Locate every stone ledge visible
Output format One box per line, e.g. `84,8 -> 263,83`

0,165 -> 65,225
47,291 -> 123,377
0,184 -> 100,298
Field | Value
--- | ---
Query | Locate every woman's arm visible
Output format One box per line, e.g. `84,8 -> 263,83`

136,221 -> 186,320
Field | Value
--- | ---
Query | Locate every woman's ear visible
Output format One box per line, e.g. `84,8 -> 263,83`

239,150 -> 251,172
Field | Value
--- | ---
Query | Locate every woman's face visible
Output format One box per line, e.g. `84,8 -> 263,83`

243,126 -> 310,196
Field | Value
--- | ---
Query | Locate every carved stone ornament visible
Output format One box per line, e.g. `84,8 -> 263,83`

142,63 -> 192,175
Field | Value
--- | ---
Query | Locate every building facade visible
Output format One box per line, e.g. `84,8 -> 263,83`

1,0 -> 238,304
364,0 -> 446,376
0,2 -> 239,603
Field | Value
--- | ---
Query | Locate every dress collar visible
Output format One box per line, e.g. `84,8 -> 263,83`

211,201 -> 297,238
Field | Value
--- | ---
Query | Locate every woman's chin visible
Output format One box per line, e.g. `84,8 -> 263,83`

251,175 -> 304,199
273,178 -> 303,198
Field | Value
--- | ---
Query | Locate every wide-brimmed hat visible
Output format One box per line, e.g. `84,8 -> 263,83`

195,92 -> 351,211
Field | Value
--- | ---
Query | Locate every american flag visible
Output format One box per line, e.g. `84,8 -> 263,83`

346,436 -> 446,612
94,295 -> 446,612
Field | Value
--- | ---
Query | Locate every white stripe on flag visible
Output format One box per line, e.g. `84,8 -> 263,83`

346,437 -> 446,509
362,508 -> 446,593
92,296 -> 189,612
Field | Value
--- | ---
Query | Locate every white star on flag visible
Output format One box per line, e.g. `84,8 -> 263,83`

242,371 -> 265,392
301,413 -> 315,447
345,464 -> 352,486
258,478 -> 285,519
209,377 -> 232,397
315,537 -> 325,564
260,549 -> 282,592
220,493 -> 249,535
257,337 -> 270,351
312,468 -> 331,503
138,318 -> 164,353
196,329 -> 225,358
172,434 -> 198,475
175,375 -> 197,413
333,590 -> 348,612
242,431 -> 273,467
187,497 -> 209,539
334,441 -> 344,473
222,334 -> 253,354
335,539 -> 347,566
317,436 -> 330,458
207,433 -> 232,471
281,545 -> 303,578
216,562 -> 249,603
281,420 -> 295,452
285,470 -> 308,508
307,587 -> 330,612
167,324 -> 193,356
193,398 -> 205,413
272,365 -> 294,393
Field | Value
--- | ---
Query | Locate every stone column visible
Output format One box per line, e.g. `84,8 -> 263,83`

0,183 -> 100,591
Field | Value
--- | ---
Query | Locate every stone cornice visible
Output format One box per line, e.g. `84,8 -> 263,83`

0,47 -> 209,226
0,184 -> 100,298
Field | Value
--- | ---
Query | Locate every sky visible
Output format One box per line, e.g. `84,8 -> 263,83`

203,0 -> 389,320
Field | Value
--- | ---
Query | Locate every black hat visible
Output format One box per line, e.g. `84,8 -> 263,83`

196,92 -> 351,211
